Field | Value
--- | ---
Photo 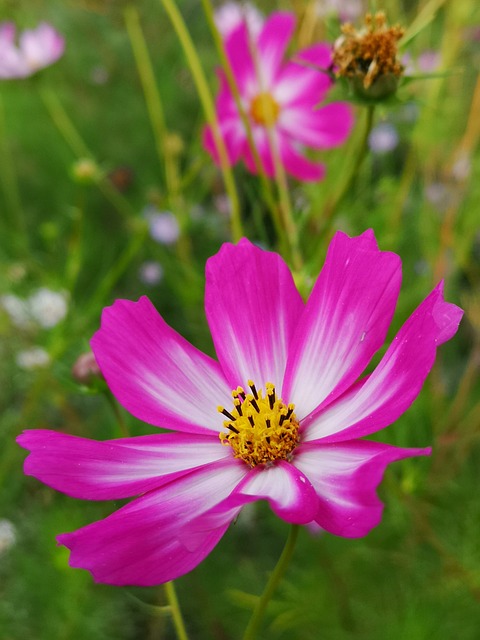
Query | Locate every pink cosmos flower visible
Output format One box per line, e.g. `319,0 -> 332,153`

0,22 -> 64,79
214,1 -> 264,39
204,11 -> 354,182
18,231 -> 462,586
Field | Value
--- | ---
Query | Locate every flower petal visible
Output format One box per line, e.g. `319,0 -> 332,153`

275,58 -> 332,107
256,12 -> 296,86
280,102 -> 354,149
236,460 -> 318,524
57,460 -> 247,586
205,238 -> 304,390
303,281 -> 463,442
294,441 -> 431,537
283,230 -> 402,419
91,296 -> 232,435
224,21 -> 256,94
280,142 -> 326,181
295,43 -> 333,71
17,429 -> 229,499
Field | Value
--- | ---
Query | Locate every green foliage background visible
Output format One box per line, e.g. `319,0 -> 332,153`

1,0 -> 479,638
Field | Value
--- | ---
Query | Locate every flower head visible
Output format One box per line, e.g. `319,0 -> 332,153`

0,22 -> 64,79
204,11 -> 354,181
333,12 -> 405,99
18,231 -> 462,586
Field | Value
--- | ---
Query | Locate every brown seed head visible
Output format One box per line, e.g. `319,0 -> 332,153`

333,12 -> 405,96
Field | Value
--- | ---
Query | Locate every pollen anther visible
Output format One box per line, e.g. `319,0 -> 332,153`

218,382 -> 300,467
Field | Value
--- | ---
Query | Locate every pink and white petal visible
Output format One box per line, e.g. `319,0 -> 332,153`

303,281 -> 463,443
256,12 -> 296,86
20,23 -> 64,70
280,142 -> 326,181
17,429 -> 229,500
91,297 -> 232,435
283,230 -> 402,419
225,22 -> 256,94
205,238 -> 304,391
203,118 -> 245,166
57,460 -> 247,586
274,63 -> 332,107
243,127 -> 276,177
295,43 -> 333,71
293,441 -> 431,538
235,461 -> 319,524
280,102 -> 354,149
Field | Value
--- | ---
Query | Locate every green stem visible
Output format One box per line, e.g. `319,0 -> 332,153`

124,5 -> 178,202
160,0 -> 243,242
103,390 -> 130,437
200,0 -> 284,243
243,524 -> 300,640
164,581 -> 189,640
40,87 -> 138,224
0,93 -> 28,253
124,4 -> 194,270
323,104 -> 375,227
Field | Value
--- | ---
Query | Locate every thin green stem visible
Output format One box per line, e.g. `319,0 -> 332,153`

0,93 -> 28,253
322,104 -> 375,228
200,0 -> 284,241
124,4 -> 194,269
160,0 -> 243,242
103,390 -> 130,437
82,220 -> 149,324
164,581 -> 189,640
243,524 -> 300,640
40,87 -> 138,224
124,5 -> 177,201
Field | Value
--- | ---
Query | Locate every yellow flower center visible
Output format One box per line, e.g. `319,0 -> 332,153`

218,381 -> 300,468
250,93 -> 280,126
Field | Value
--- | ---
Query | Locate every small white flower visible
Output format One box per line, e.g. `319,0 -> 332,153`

1,294 -> 30,328
28,288 -> 68,328
144,207 -> 180,245
368,123 -> 399,154
16,346 -> 50,370
139,261 -> 164,286
0,519 -> 16,556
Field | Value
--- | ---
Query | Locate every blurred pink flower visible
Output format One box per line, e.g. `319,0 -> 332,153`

18,231 -> 462,586
0,22 -> 64,79
214,1 -> 263,39
204,11 -> 354,181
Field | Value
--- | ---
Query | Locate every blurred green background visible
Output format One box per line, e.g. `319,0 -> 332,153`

1,0 -> 479,638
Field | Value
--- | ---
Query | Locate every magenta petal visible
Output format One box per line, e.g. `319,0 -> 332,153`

91,296 -> 232,435
225,22 -> 256,93
295,43 -> 333,70
281,102 -> 354,149
57,461 -> 247,586
17,429 -> 229,500
236,461 -> 318,524
303,281 -> 463,443
283,230 -> 402,419
256,12 -> 296,85
275,62 -> 332,107
205,238 -> 304,390
280,142 -> 326,181
294,441 -> 431,537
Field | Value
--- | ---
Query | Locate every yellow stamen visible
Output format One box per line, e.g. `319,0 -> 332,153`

219,381 -> 299,467
250,92 -> 280,126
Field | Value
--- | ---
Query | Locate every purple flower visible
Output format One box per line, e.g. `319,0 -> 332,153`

0,22 -> 64,79
368,122 -> 399,154
204,11 -> 354,181
18,231 -> 462,586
